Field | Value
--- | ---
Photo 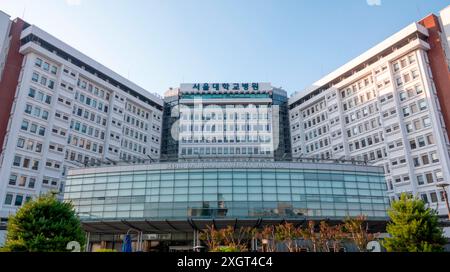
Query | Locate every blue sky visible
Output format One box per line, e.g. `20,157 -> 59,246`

0,0 -> 447,96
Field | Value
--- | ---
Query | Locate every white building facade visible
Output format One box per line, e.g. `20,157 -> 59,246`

289,17 -> 450,216
0,14 -> 163,221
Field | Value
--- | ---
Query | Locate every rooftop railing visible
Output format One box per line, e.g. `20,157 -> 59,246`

74,155 -> 372,169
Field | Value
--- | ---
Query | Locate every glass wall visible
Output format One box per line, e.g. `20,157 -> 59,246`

65,166 -> 389,221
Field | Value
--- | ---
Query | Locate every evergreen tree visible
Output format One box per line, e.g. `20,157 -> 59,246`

2,194 -> 85,252
383,193 -> 446,252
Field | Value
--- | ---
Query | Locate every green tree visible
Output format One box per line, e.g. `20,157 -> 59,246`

2,194 -> 85,252
383,194 -> 446,252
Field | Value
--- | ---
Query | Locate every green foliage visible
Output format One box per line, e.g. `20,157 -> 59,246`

2,194 -> 86,252
215,246 -> 241,252
95,248 -> 118,252
383,194 -> 446,252
0,247 -> 10,252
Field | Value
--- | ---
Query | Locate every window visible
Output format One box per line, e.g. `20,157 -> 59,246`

36,143 -> 42,153
418,100 -> 427,111
48,80 -> 55,90
40,76 -> 47,86
28,88 -> 36,98
18,176 -> 26,187
399,92 -> 407,101
410,140 -> 417,150
26,140 -> 34,151
21,120 -> 29,131
35,58 -> 42,67
400,59 -> 407,68
28,178 -> 36,189
30,124 -> 37,133
14,195 -> 23,206
42,111 -> 49,120
417,175 -> 424,186
391,159 -> 398,166
23,158 -> 30,169
430,192 -> 438,203
406,123 -> 413,133
422,155 -> 430,165
393,62 -> 400,71
415,85 -> 423,95
17,138 -> 25,148
32,72 -> 39,82
45,95 -> 52,104
4,194 -> 13,205
13,155 -> 21,167
33,107 -> 40,117
426,173 -> 434,184
9,174 -> 17,186
414,120 -> 421,130
411,104 -> 419,115
402,107 -> 410,117
38,127 -> 46,136
36,92 -> 44,102
423,118 -> 431,128
25,104 -> 32,114
417,136 -> 426,148
436,171 -> 444,182
404,73 -> 411,83
413,157 -> 420,167
430,153 -> 439,163
407,88 -> 415,98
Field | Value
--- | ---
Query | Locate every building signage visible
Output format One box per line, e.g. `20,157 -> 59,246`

193,83 -> 259,91
180,83 -> 272,94
165,162 -> 287,170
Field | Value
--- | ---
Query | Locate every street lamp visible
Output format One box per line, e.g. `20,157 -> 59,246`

436,183 -> 450,220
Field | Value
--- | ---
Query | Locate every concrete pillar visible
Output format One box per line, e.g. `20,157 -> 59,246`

85,232 -> 90,252
138,231 -> 143,251
193,230 -> 201,252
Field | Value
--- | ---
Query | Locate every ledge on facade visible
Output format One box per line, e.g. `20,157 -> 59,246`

75,156 -> 372,170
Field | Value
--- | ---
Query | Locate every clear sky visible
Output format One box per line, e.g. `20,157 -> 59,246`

0,0 -> 447,96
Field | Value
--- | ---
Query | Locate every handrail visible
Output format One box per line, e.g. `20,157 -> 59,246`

76,156 -> 372,170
